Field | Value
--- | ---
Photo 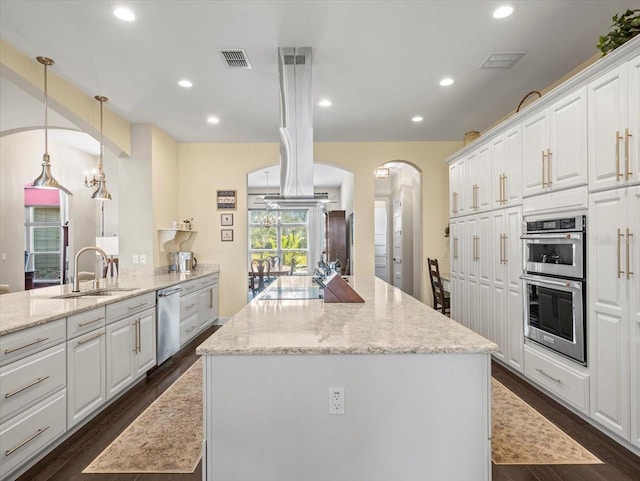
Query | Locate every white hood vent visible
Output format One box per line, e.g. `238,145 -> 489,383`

264,47 -> 329,208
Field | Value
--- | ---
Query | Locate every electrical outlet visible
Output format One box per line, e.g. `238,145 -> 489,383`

139,254 -> 147,264
132,254 -> 139,264
1,253 -> 6,261
329,387 -> 344,415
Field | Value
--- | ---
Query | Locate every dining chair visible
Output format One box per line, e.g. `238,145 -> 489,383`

249,260 -> 260,296
427,258 -> 450,316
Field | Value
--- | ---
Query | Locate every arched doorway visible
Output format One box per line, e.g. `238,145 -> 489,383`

246,163 -> 354,299
374,161 -> 422,299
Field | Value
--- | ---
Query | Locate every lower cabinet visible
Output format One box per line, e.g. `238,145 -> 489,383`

106,307 -> 156,401
67,327 -> 106,429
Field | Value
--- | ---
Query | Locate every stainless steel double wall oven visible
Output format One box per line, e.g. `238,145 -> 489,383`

521,212 -> 587,365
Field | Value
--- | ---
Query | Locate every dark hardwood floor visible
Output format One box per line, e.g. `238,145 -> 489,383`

17,338 -> 640,481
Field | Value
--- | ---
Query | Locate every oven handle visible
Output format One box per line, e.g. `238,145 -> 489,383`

520,233 -> 582,240
520,274 -> 582,290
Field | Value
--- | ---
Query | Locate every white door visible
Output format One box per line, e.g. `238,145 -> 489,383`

465,215 -> 479,333
67,327 -> 106,429
466,151 -> 478,212
505,126 -> 523,205
374,201 -> 388,281
506,206 -> 524,373
588,63 -> 628,192
629,55 -> 640,186
589,188 -> 630,439
392,194 -> 402,289
135,308 -> 157,377
476,145 -> 492,211
491,210 -> 507,361
549,87 -> 588,191
106,317 -> 134,400
199,287 -> 213,328
521,110 -> 549,197
491,135 -> 506,210
628,186 -> 640,448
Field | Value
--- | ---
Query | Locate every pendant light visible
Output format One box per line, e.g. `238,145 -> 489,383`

84,95 -> 112,200
32,56 -> 72,195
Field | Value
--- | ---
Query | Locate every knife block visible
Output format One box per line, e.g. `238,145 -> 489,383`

323,275 -> 364,303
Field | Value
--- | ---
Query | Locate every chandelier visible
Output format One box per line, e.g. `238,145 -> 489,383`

84,96 -> 112,200
262,171 -> 275,228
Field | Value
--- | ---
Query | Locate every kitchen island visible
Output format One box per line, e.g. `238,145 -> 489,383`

197,275 -> 497,481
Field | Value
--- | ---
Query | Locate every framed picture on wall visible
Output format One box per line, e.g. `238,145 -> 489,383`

217,190 -> 237,210
221,229 -> 234,242
221,213 -> 234,226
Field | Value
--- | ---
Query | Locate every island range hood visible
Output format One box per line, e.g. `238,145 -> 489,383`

263,47 -> 330,209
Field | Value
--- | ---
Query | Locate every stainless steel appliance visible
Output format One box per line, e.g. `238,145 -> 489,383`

169,251 -> 197,273
156,285 -> 182,364
522,213 -> 585,279
522,273 -> 586,364
522,212 -> 587,365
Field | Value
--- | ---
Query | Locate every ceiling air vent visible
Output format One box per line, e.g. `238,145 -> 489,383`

481,51 -> 526,69
219,49 -> 252,69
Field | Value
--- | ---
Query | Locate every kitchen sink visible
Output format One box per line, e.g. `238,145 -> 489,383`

52,287 -> 139,299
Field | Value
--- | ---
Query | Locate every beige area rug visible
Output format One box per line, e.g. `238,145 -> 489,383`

84,360 -> 601,472
83,358 -> 204,473
492,378 -> 602,465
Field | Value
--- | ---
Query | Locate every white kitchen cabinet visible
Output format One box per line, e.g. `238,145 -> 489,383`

449,157 -> 466,217
449,217 -> 466,324
106,307 -> 156,400
198,282 -> 217,329
67,327 -> 106,429
491,206 -> 524,372
588,54 -> 640,192
588,186 -> 639,441
491,125 -> 522,209
522,88 -> 587,198
464,147 -> 491,213
628,186 -> 640,448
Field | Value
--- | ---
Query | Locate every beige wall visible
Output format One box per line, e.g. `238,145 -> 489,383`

151,125 -> 180,266
0,39 -> 131,157
179,141 -> 460,316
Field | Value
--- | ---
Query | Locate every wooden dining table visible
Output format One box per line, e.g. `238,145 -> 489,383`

249,263 -> 291,291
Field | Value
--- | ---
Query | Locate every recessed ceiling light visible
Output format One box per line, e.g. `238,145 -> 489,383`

113,7 -> 136,22
318,99 -> 332,107
178,79 -> 193,88
207,116 -> 220,124
412,116 -> 424,123
493,5 -> 514,19
439,78 -> 454,87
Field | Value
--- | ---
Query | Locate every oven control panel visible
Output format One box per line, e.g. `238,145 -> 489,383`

526,215 -> 585,233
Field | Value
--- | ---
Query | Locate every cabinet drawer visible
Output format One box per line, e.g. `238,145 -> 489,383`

0,344 -> 66,423
180,280 -> 199,296
106,292 -> 156,324
524,345 -> 589,413
198,275 -> 215,289
0,319 -> 66,367
180,313 -> 199,346
180,293 -> 199,320
0,390 -> 66,480
67,307 -> 106,339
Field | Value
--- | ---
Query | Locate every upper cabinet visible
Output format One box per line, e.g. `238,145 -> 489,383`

449,156 -> 466,217
521,87 -> 587,197
491,125 -> 522,209
588,54 -> 640,192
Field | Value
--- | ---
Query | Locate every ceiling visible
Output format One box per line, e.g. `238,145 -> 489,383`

0,1 -> 636,146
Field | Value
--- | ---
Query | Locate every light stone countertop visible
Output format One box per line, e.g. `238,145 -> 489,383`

196,275 -> 497,356
0,267 -> 219,336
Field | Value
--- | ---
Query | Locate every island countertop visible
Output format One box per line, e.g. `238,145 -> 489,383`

0,267 -> 219,336
196,275 -> 497,356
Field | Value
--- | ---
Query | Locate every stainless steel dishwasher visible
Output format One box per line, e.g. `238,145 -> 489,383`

157,285 -> 182,364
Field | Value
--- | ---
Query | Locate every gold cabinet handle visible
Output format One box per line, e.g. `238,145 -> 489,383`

210,289 -> 213,309
499,233 -> 504,264
618,228 -> 625,278
5,376 -> 50,399
625,128 -> 633,179
5,426 -> 50,456
77,332 -> 104,345
627,229 -> 634,279
541,150 -> 547,187
128,302 -> 147,311
535,368 -> 561,384
137,319 -> 141,353
453,192 -> 458,213
616,130 -> 624,180
5,337 -> 49,355
502,174 -> 508,204
453,237 -> 458,260
546,148 -> 552,186
503,234 -> 508,263
78,317 -> 104,327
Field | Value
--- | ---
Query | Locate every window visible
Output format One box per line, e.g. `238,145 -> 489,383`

25,206 -> 62,283
249,209 -> 308,273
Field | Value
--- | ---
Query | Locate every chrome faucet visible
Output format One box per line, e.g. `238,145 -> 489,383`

73,246 -> 109,292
